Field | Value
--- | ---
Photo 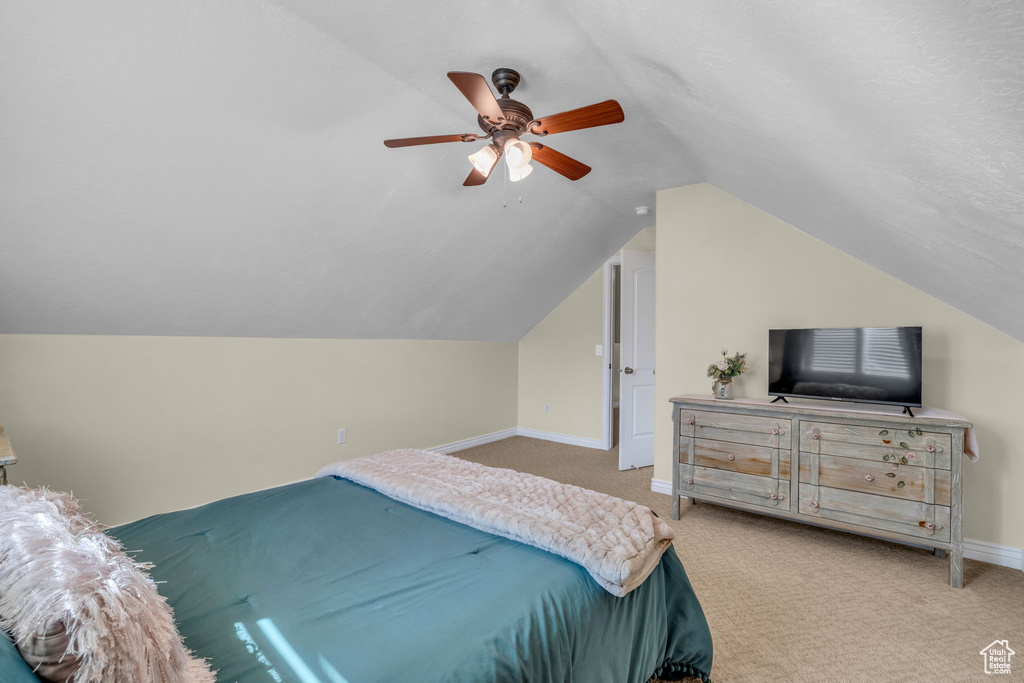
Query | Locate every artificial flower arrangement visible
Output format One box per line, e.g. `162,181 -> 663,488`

707,349 -> 748,380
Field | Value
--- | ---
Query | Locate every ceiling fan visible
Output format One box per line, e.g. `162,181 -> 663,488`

383,68 -> 624,186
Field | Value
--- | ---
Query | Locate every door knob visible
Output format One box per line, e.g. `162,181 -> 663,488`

624,367 -> 634,374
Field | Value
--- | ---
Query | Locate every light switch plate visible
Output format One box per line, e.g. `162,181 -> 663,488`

595,344 -> 603,356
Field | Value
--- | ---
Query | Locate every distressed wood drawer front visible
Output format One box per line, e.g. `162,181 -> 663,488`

799,454 -> 950,506
800,421 -> 952,469
678,410 -> 791,449
689,438 -> 791,479
679,464 -> 790,511
799,484 -> 951,542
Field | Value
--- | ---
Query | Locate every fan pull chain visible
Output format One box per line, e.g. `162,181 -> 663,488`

498,163 -> 526,207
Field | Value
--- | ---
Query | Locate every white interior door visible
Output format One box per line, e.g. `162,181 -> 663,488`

619,249 -> 655,470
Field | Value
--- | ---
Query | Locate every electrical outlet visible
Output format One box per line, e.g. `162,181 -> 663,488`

337,428 -> 347,444
544,404 -> 550,413
595,344 -> 603,356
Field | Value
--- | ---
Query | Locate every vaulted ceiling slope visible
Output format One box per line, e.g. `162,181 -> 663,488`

1,1 -> 1021,342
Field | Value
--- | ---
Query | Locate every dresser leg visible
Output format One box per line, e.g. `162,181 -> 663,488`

672,494 -> 680,520
949,547 -> 963,589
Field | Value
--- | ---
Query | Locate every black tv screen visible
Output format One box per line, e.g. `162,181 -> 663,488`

768,327 -> 922,407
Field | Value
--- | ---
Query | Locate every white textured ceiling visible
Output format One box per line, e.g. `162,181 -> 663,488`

1,1 -> 1022,342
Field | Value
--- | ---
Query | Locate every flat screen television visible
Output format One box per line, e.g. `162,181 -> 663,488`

768,327 -> 922,408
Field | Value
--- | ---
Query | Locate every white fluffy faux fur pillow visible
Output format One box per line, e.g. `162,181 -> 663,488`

0,485 -> 216,682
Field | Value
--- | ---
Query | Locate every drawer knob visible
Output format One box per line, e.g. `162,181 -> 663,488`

809,501 -> 819,508
811,433 -> 820,440
770,493 -> 778,500
926,445 -> 935,453
727,454 -> 735,461
924,521 -> 935,530
864,474 -> 874,482
688,419 -> 696,426
687,478 -> 694,485
771,428 -> 779,435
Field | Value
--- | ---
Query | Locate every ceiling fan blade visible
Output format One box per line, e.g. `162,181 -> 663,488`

529,100 -> 624,136
463,167 -> 490,186
528,143 -> 591,181
447,72 -> 505,124
384,134 -> 474,148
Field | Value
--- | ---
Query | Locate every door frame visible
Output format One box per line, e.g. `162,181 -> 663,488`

600,254 -> 621,451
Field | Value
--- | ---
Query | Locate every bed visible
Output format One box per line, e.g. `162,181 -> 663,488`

3,471 -> 713,682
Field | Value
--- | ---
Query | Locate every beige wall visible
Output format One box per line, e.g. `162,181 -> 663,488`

622,226 -> 656,253
0,335 -> 518,525
517,227 -> 656,441
518,269 -> 606,440
654,183 -> 1024,548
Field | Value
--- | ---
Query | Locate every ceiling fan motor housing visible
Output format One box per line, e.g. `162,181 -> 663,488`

474,68 -> 533,135
477,97 -> 534,135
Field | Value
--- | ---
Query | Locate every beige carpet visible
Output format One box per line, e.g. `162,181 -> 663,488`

455,436 -> 1024,683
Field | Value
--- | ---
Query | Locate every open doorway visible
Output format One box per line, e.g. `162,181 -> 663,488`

601,245 -> 656,469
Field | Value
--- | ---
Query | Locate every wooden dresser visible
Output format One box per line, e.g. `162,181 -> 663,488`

0,426 -> 16,486
670,395 -> 973,587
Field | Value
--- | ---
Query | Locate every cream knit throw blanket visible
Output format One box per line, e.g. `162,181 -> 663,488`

316,450 -> 675,596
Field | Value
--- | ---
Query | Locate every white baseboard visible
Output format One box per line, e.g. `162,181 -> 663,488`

650,478 -> 673,495
433,427 -> 606,454
964,538 -> 1024,572
649,478 -> 1023,572
429,428 -> 518,454
516,428 -> 604,450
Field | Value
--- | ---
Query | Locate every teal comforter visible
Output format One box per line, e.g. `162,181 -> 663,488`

6,477 -> 713,682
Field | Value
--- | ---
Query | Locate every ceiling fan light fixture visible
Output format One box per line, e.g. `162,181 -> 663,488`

503,139 -> 533,169
508,163 -> 533,182
468,145 -> 499,176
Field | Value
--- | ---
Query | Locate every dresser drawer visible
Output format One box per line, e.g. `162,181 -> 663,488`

799,484 -> 950,542
800,421 -> 951,469
684,438 -> 791,479
679,464 -> 790,511
799,454 -> 950,505
679,410 -> 791,449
